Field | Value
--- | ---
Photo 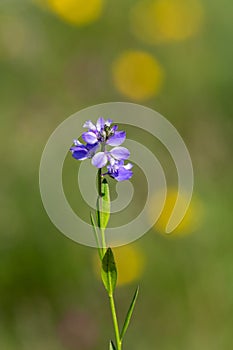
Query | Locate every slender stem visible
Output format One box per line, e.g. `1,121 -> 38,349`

109,293 -> 122,350
98,168 -> 102,197
97,168 -> 121,348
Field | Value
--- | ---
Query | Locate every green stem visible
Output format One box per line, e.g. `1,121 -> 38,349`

109,293 -> 122,350
98,168 -> 102,197
97,168 -> 121,349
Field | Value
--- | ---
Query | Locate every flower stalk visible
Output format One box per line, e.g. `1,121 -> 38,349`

70,118 -> 138,349
98,176 -> 121,350
109,292 -> 122,350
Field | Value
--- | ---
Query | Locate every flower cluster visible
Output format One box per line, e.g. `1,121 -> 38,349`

70,117 -> 133,181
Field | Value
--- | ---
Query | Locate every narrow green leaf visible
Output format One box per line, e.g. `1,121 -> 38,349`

101,248 -> 117,295
120,286 -> 139,340
90,212 -> 102,260
96,178 -> 110,230
101,179 -> 110,228
109,340 -> 116,350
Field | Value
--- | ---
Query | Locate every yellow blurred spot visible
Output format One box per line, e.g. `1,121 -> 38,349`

44,0 -> 104,25
93,245 -> 145,286
112,50 -> 164,101
130,0 -> 204,44
149,188 -> 203,236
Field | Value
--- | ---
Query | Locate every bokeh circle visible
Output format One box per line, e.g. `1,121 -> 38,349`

39,102 -> 193,247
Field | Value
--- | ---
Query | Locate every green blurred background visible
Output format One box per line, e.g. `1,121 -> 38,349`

1,0 -> 233,349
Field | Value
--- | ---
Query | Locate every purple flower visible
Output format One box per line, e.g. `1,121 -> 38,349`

92,146 -> 130,168
82,117 -> 126,146
70,118 -> 133,181
106,159 -> 133,182
70,140 -> 99,160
